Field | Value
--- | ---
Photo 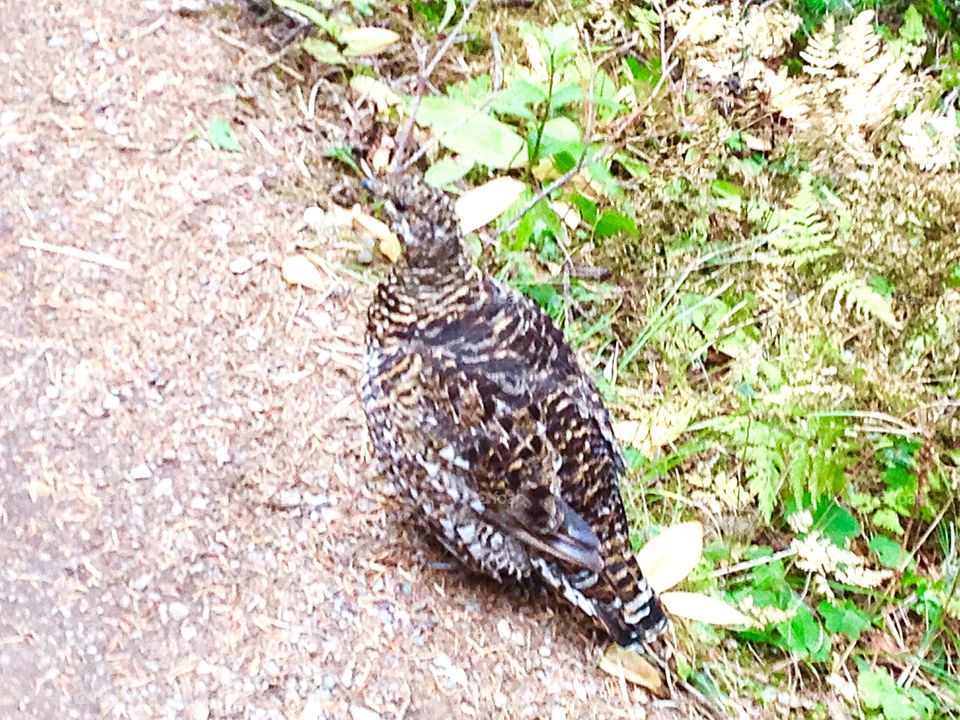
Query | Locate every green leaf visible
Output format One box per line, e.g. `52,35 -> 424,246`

818,600 -> 872,640
514,200 -> 562,250
869,535 -> 908,568
813,499 -> 861,546
868,273 -> 895,298
711,180 -> 744,213
873,508 -> 905,535
415,96 -> 525,169
489,80 -> 546,121
274,0 -> 341,38
423,156 -> 474,187
595,210 -> 638,239
783,605 -> 829,659
859,668 -> 918,720
301,38 -> 346,65
899,5 -> 926,45
207,118 -> 241,152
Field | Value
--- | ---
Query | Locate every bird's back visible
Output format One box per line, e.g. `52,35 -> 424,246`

363,258 -> 666,645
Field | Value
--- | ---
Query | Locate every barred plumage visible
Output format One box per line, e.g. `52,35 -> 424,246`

360,174 -> 667,646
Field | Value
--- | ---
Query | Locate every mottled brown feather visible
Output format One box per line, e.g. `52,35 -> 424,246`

361,175 -> 666,645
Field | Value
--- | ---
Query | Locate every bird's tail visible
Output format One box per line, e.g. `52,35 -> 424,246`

532,553 -> 667,646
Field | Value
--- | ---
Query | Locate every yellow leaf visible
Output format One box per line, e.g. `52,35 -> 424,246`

454,177 -> 526,233
281,256 -> 326,291
635,521 -> 703,593
354,210 -> 402,262
378,234 -> 402,263
342,27 -> 400,56
551,201 -> 580,230
349,76 -> 402,110
598,645 -> 667,697
353,210 -> 395,242
660,591 -> 755,627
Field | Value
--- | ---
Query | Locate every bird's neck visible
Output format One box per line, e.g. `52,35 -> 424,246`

370,259 -> 483,341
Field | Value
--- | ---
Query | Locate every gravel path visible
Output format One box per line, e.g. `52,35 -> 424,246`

1,3 -> 699,718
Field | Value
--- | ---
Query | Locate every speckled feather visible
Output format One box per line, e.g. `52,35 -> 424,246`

361,175 -> 666,646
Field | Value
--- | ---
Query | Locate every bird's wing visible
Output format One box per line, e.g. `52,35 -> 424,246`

405,280 -> 626,574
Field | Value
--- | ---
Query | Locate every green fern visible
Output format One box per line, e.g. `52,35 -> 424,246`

819,270 -> 901,329
715,417 -> 787,522
750,174 -> 838,267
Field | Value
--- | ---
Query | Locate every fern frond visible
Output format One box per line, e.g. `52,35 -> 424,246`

755,175 -> 836,265
836,10 -> 879,75
801,15 -> 838,77
762,67 -> 811,129
715,417 -> 786,523
819,270 -> 902,330
900,108 -> 960,172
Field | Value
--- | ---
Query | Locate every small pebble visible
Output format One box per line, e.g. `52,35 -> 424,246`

230,257 -> 252,274
180,624 -> 198,641
168,602 -> 189,621
348,706 -> 380,720
277,489 -> 301,509
496,619 -> 511,640
130,463 -> 152,480
171,0 -> 207,13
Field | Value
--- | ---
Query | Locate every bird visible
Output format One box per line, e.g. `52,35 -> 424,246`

360,173 -> 667,647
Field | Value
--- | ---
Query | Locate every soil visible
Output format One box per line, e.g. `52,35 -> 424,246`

0,3 -> 702,718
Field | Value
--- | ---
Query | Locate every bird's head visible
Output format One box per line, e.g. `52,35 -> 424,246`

362,174 -> 463,270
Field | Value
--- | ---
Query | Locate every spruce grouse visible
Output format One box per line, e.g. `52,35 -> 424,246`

361,174 -> 667,646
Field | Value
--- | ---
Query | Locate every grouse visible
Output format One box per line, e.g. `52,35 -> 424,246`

361,174 -> 667,647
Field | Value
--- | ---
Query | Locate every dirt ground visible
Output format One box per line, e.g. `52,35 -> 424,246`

0,3 -> 705,719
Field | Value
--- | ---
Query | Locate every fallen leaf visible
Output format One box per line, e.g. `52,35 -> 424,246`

599,645 -> 667,697
551,201 -> 580,230
281,256 -> 325,291
378,234 -> 402,263
455,177 -> 526,233
207,118 -> 241,152
350,76 -> 401,110
342,27 -> 400,56
352,210 -> 402,262
636,521 -> 703,593
660,591 -> 755,627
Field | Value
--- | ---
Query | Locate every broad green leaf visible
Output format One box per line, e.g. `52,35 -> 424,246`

301,38 -> 345,65
273,0 -> 328,27
490,80 -> 547,121
595,210 -> 638,238
900,5 -> 926,44
207,119 -> 241,152
813,499 -> 860,546
868,535 -> 909,568
818,600 -> 872,640
859,668 -> 917,720
513,199 -> 562,250
424,157 -> 474,188
415,96 -> 525,169
873,508 -> 904,535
